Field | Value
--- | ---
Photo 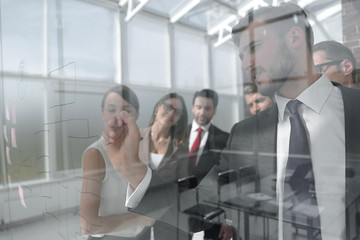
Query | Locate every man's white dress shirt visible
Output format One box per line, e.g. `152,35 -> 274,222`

189,120 -> 211,166
276,75 -> 345,240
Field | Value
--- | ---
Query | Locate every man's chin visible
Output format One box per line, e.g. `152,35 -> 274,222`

197,119 -> 208,126
257,78 -> 285,98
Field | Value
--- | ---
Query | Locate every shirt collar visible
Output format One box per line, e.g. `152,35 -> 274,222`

275,74 -> 334,121
192,120 -> 211,132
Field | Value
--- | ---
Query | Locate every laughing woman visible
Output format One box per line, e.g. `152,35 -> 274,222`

139,93 -> 190,240
139,93 -> 189,183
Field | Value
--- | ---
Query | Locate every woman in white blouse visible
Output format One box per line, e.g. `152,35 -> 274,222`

80,85 -> 154,240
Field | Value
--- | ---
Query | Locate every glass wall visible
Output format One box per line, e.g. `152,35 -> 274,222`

173,25 -> 209,89
1,0 -> 357,240
49,0 -> 119,81
1,0 -> 44,75
127,13 -> 171,87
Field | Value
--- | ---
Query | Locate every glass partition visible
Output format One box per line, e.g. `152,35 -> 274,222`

1,0 -> 358,240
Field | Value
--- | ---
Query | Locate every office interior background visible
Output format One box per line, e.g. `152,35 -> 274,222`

0,0 -> 358,239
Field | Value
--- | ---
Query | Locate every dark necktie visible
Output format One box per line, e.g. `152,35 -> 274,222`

190,128 -> 202,168
284,100 -> 322,240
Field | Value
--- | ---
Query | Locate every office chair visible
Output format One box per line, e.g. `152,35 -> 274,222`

177,175 -> 226,238
219,166 -> 259,209
218,166 -> 272,240
217,169 -> 241,231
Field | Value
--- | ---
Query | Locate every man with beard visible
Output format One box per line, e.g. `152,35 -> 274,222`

189,89 -> 229,240
103,3 -> 360,240
189,89 -> 229,183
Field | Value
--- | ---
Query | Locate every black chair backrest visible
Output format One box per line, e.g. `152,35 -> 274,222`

178,175 -> 198,193
238,165 -> 257,181
217,169 -> 238,202
238,165 -> 259,193
218,169 -> 238,187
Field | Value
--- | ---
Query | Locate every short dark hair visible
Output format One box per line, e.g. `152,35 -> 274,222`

314,41 -> 357,82
101,85 -> 139,112
192,89 -> 219,108
243,83 -> 258,95
149,93 -> 188,145
232,3 -> 314,54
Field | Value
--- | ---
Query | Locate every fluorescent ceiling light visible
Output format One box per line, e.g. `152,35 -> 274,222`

272,0 -> 279,6
119,0 -> 128,7
298,0 -> 315,8
316,3 -> 341,21
214,34 -> 232,47
308,18 -> 315,26
238,0 -> 269,17
170,0 -> 202,23
124,0 -> 150,22
258,0 -> 268,7
210,15 -> 238,47
208,15 -> 237,35
238,2 -> 256,16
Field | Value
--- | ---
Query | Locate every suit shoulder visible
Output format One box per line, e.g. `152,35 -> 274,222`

212,124 -> 230,137
339,85 -> 360,96
339,85 -> 360,107
229,115 -> 259,139
232,115 -> 257,130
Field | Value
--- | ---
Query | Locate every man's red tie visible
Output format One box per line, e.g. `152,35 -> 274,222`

190,127 -> 202,168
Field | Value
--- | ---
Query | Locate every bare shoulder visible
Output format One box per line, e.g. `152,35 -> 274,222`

82,148 -> 106,180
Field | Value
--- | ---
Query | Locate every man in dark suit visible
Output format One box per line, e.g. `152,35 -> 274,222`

104,3 -> 360,240
188,89 -> 230,239
188,89 -> 229,183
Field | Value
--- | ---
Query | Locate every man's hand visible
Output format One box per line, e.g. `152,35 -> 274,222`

218,223 -> 233,240
103,111 -> 147,189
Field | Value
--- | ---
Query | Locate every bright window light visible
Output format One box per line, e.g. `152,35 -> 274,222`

316,3 -> 341,22
207,15 -> 237,35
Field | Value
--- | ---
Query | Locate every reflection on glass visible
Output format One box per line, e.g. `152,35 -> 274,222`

1,1 -> 359,240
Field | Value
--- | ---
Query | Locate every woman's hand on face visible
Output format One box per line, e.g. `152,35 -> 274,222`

103,111 -> 140,171
102,111 -> 147,189
104,111 -> 126,144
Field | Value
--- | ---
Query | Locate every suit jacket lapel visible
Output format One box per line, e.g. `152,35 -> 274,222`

255,106 -> 278,193
339,86 -> 360,207
206,124 -> 216,149
157,137 -> 176,170
188,124 -> 192,136
199,124 -> 214,161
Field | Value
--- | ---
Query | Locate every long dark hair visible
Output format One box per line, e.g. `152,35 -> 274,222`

149,93 -> 188,146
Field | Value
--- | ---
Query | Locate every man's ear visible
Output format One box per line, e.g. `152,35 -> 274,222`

341,59 -> 353,76
287,26 -> 304,49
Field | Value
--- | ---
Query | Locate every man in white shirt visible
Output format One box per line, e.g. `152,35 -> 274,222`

189,89 -> 229,183
188,89 -> 230,239
103,3 -> 360,240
